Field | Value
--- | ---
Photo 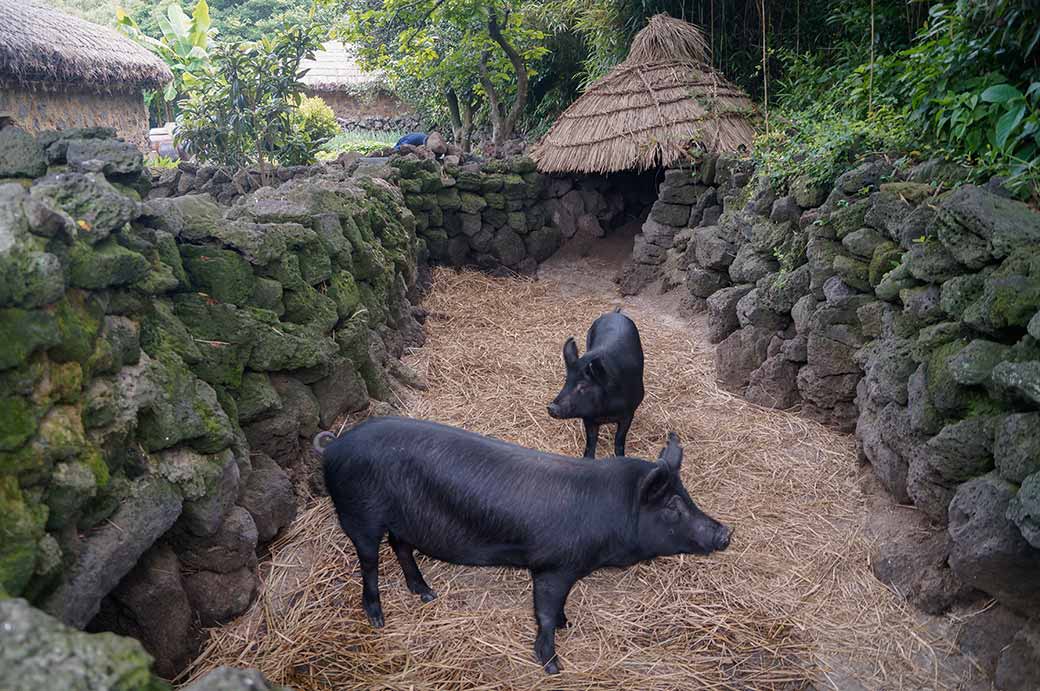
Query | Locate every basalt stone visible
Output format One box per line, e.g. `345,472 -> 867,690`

956,605 -> 1028,679
576,213 -> 604,238
962,273 -> 1040,336
832,254 -> 870,293
791,294 -> 817,335
632,234 -> 666,265
659,183 -> 700,205
184,667 -> 291,691
907,417 -> 997,523
900,284 -> 944,325
791,175 -> 827,208
861,338 -> 916,407
98,544 -> 194,679
874,258 -> 918,302
0,598 -> 165,691
1007,473 -> 1040,549
870,528 -> 973,615
714,325 -> 774,392
32,173 -> 139,244
183,566 -> 258,626
173,505 -> 258,574
616,260 -> 659,296
687,267 -> 729,298
995,617 -> 1040,691
310,357 -> 368,428
43,477 -> 183,628
729,244 -> 778,284
736,287 -> 790,330
642,218 -> 677,248
65,139 -> 143,177
842,227 -> 886,260
650,201 -> 692,227
692,225 -> 736,271
238,453 -> 296,542
991,361 -> 1040,407
706,284 -> 754,344
906,241 -> 965,283
948,339 -> 1011,387
806,236 -> 842,298
948,472 -> 1040,612
796,365 -> 859,408
868,242 -> 903,288
770,195 -> 801,225
700,205 -> 723,226
525,226 -> 562,263
746,355 -> 801,409
994,413 -> 1040,484
936,185 -> 1040,268
491,228 -> 525,267
828,199 -> 871,239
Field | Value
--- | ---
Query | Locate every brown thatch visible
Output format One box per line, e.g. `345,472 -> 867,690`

531,14 -> 757,175
0,1 -> 172,90
298,41 -> 385,93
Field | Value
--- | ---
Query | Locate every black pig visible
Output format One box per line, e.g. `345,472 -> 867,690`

319,416 -> 731,674
548,308 -> 645,458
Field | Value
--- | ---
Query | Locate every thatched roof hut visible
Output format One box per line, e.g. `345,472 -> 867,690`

0,2 -> 172,90
531,14 -> 757,175
297,41 -> 414,126
0,2 -> 171,147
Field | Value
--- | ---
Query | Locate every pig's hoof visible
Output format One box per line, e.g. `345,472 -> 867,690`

543,660 -> 561,675
365,607 -> 385,628
419,590 -> 438,603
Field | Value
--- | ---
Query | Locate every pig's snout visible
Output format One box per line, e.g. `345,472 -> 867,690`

714,525 -> 733,552
547,402 -> 563,419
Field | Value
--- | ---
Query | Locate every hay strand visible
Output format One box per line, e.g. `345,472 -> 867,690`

185,266 -> 969,690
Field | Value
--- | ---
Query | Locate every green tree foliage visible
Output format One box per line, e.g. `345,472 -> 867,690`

340,0 -> 549,148
116,0 -> 216,123
175,21 -> 328,173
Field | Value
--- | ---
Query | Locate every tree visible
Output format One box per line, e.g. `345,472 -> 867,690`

340,0 -> 548,149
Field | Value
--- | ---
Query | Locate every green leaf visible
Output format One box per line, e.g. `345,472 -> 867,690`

191,0 -> 211,47
996,106 -> 1027,149
167,5 -> 192,39
980,84 -> 1023,104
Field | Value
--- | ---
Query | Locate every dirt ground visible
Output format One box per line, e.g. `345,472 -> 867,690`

186,237 -> 993,690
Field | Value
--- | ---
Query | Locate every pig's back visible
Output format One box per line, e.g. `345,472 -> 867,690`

324,416 -> 642,568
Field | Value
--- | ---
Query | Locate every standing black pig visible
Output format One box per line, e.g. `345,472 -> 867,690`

318,416 -> 731,674
548,308 -> 645,458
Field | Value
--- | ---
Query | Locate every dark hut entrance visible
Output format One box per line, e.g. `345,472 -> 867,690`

530,14 -> 757,294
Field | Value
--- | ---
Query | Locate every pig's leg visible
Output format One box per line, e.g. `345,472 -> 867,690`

388,532 -> 437,602
613,412 -> 634,457
582,419 -> 599,459
352,534 -> 385,628
531,570 -> 577,674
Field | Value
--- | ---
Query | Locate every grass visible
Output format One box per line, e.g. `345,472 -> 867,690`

317,130 -> 406,160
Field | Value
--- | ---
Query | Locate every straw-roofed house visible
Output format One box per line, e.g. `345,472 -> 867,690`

531,14 -> 757,175
299,41 -> 411,124
0,1 -> 172,148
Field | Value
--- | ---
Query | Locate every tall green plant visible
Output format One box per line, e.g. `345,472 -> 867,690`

116,0 -> 216,122
174,21 -> 327,176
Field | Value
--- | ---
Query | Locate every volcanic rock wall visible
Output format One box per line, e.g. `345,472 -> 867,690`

645,152 -> 1040,688
0,126 -> 423,681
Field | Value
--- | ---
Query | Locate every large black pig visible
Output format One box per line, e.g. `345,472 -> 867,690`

318,416 -> 731,674
548,308 -> 645,458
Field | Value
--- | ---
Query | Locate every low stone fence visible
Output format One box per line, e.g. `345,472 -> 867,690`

642,151 -> 1040,686
0,125 -> 424,681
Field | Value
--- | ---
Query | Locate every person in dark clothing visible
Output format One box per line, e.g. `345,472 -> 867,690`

394,132 -> 428,150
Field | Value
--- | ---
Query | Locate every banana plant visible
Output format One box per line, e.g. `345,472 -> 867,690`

117,0 -> 217,119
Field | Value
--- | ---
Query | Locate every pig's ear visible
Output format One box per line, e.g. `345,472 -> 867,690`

563,337 -> 578,367
639,464 -> 674,506
584,356 -> 607,383
657,432 -> 683,474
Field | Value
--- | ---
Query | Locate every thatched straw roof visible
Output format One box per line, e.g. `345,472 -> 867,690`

531,14 -> 757,175
0,1 -> 172,90
299,41 -> 384,93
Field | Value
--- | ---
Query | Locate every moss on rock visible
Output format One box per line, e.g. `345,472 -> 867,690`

48,291 -> 103,365
0,307 -> 60,370
67,238 -> 150,290
181,245 -> 255,305
0,477 -> 47,596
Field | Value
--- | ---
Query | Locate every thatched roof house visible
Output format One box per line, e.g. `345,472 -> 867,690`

0,1 -> 172,147
531,14 -> 757,175
298,41 -> 412,127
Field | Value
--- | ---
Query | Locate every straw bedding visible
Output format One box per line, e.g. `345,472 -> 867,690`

185,267 -> 968,690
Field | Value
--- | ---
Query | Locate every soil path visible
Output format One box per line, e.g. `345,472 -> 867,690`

188,241 -> 990,691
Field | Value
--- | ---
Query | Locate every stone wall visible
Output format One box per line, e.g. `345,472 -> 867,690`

0,83 -> 150,150
0,124 -> 424,680
643,152 -> 1040,688
392,152 -> 652,274
305,89 -> 412,124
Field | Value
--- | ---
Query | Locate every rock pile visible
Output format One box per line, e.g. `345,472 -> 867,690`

0,126 -> 424,680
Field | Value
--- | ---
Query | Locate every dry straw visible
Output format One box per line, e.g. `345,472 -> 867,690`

530,14 -> 758,175
186,268 -> 968,690
0,1 -> 171,90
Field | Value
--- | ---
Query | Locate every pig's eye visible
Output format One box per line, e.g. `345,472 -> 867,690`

663,505 -> 680,524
